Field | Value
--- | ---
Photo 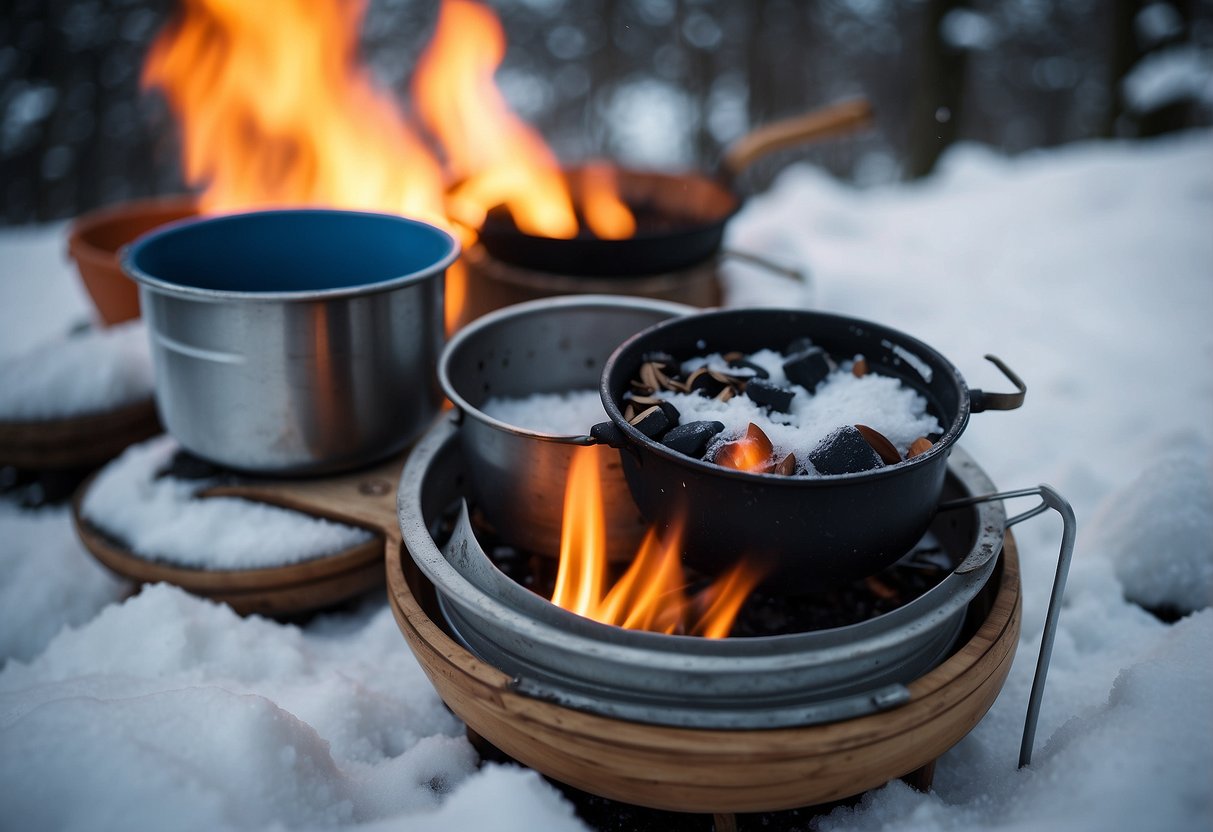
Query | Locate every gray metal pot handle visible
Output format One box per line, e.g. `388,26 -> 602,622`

971,355 -> 1027,412
716,248 -> 809,285
938,484 -> 1076,767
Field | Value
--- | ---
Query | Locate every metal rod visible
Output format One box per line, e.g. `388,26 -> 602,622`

937,484 -> 1078,768
1017,485 -> 1076,768
717,248 -> 808,284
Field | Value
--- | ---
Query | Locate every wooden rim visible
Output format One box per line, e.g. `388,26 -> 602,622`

0,398 -> 161,469
386,531 -> 1021,813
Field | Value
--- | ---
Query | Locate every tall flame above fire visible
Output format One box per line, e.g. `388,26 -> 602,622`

142,0 -> 446,224
412,0 -> 577,239
142,0 -> 637,328
552,448 -> 764,638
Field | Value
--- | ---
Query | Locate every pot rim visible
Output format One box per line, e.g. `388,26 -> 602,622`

121,208 -> 460,303
598,307 -> 973,485
438,294 -> 696,444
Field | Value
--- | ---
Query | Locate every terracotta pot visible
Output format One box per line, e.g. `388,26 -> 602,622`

67,196 -> 198,325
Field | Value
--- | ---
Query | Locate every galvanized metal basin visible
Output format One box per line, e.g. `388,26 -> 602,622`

398,415 -> 1007,729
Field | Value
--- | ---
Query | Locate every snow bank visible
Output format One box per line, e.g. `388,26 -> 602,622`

0,585 -> 542,830
1089,435 -> 1213,614
0,503 -> 127,664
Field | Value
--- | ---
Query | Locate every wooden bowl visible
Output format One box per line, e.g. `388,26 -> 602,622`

386,532 -> 1021,813
0,398 -> 161,470
67,196 -> 198,325
71,453 -> 405,617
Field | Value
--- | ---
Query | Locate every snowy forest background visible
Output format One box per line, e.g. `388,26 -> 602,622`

2,0 -> 1212,227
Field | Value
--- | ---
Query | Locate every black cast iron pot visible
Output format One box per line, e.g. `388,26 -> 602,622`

590,308 -> 1026,588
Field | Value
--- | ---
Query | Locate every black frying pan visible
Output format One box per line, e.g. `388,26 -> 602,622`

477,98 -> 874,276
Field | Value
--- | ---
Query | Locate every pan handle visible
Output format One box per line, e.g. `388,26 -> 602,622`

719,97 -> 874,184
970,355 -> 1027,413
717,248 -> 809,285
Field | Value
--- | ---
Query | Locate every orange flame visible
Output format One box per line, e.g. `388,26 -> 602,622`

714,422 -> 776,473
552,447 -> 765,637
142,0 -> 637,331
576,163 -> 637,240
142,0 -> 445,224
141,0 -> 470,327
413,0 -> 578,239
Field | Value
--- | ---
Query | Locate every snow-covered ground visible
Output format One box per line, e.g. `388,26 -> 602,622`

1,132 -> 1211,830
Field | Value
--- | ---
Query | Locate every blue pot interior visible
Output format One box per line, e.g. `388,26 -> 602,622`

126,209 -> 457,293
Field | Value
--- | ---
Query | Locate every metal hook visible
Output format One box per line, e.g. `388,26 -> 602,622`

970,355 -> 1028,413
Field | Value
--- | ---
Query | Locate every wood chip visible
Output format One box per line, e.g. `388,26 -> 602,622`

654,365 -> 688,393
715,386 -> 735,403
639,362 -> 661,392
907,437 -> 934,458
854,424 -> 901,465
624,403 -> 636,422
708,369 -> 745,386
775,452 -> 797,476
852,357 -> 868,377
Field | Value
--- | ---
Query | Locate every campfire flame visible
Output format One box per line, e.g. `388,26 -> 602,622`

412,0 -> 578,239
142,0 -> 637,329
551,447 -> 765,637
575,163 -> 638,240
142,0 -> 446,224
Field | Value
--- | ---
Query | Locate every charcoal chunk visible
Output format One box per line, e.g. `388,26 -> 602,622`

745,377 -> 795,412
660,420 -> 725,458
808,425 -> 885,475
785,336 -> 815,356
726,358 -> 770,379
783,346 -> 831,392
628,405 -> 673,438
656,400 -> 680,425
687,367 -> 726,397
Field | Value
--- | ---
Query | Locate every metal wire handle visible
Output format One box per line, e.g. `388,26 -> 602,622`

939,484 -> 1076,767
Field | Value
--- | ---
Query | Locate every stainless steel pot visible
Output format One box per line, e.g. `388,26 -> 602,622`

438,295 -> 692,560
123,209 -> 459,474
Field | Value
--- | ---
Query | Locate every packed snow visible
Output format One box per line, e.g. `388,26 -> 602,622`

2,132 -> 1212,831
481,389 -> 607,436
0,318 -> 154,420
80,435 -> 375,570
